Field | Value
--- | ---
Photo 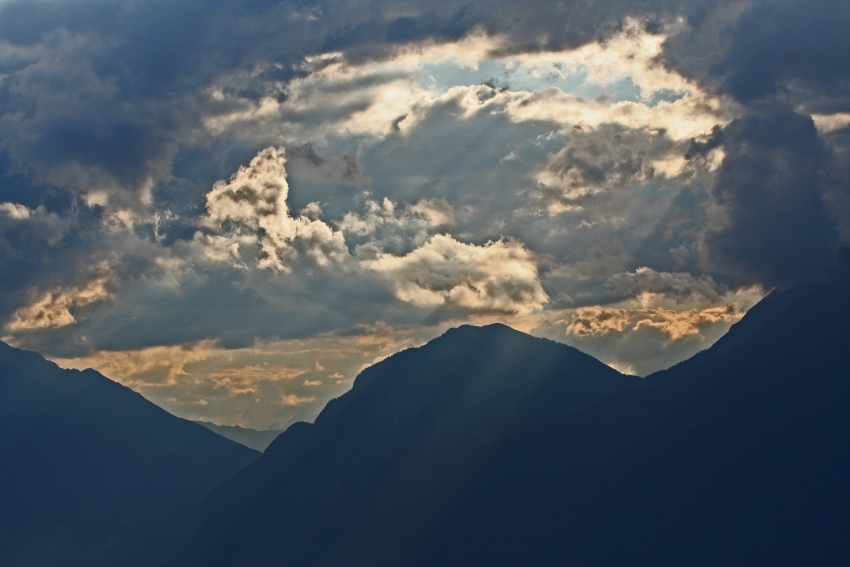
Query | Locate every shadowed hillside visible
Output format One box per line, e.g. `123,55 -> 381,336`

171,285 -> 850,566
419,285 -> 850,565
194,421 -> 284,452
169,323 -> 641,566
0,343 -> 260,567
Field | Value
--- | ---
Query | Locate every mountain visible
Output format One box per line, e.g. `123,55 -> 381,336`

416,284 -> 850,566
645,282 -> 823,383
169,323 -> 641,566
194,421 -> 283,452
0,342 -> 260,567
171,285 -> 850,566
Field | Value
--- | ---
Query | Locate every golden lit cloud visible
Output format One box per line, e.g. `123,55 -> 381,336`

811,112 -> 850,134
49,325 -> 442,428
557,284 -> 763,342
562,304 -> 744,341
8,277 -> 113,331
280,394 -> 316,406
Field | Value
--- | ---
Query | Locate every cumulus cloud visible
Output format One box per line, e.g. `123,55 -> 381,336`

339,197 -> 456,255
363,234 -> 548,314
0,202 -> 32,220
0,201 -> 68,245
198,146 -> 349,271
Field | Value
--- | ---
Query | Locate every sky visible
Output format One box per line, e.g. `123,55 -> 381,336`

0,0 -> 848,429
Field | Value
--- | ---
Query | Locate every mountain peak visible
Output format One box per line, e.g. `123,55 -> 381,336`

171,325 -> 639,567
0,340 -> 260,567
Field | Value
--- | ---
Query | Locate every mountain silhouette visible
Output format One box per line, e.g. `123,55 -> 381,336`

194,421 -> 284,452
645,282 -> 823,384
418,284 -> 850,566
170,285 -> 850,566
169,323 -> 641,566
0,342 -> 260,567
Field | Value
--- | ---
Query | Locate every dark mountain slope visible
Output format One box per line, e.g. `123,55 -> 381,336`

645,282 -> 822,382
420,285 -> 850,566
170,324 -> 640,567
172,287 -> 850,566
0,342 -> 260,567
194,421 -> 284,452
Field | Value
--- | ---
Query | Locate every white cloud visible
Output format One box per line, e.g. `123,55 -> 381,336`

0,202 -> 32,219
363,234 -> 548,314
204,22 -> 734,145
198,146 -> 349,272
339,197 -> 455,253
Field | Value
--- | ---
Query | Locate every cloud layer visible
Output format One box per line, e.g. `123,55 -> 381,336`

0,0 -> 846,426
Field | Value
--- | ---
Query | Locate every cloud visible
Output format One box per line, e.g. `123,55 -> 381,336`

340,197 -> 456,255
562,303 -> 744,341
207,22 -> 733,146
52,325 -> 436,429
712,0 -> 850,110
607,267 -> 728,302
535,282 -> 765,375
207,365 -> 309,396
363,234 -> 548,314
198,146 -> 349,272
699,109 -> 838,284
2,0 -> 847,421
7,277 -> 112,330
280,394 -> 316,406
0,202 -> 32,220
812,113 -> 850,134
537,125 -> 682,204
52,340 -> 218,387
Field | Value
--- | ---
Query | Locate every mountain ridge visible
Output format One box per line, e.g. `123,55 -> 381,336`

0,340 -> 260,567
171,322 -> 641,566
171,285 -> 850,566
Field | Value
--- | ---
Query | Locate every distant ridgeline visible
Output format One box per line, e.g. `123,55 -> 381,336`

0,344 -> 260,567
169,282 -> 850,566
4,282 -> 849,566
193,421 -> 285,453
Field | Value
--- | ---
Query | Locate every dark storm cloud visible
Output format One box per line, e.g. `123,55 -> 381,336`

698,109 -> 837,285
18,259 -> 412,357
654,0 -> 850,286
714,0 -> 850,112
